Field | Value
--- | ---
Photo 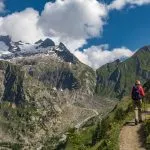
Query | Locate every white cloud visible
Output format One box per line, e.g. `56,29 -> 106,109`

0,0 -> 108,51
74,45 -> 134,69
61,38 -> 87,53
108,0 -> 150,10
0,8 -> 44,43
0,0 -> 5,13
38,0 -> 108,50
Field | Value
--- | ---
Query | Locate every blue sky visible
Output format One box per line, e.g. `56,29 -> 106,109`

3,0 -> 150,51
4,0 -> 54,13
0,0 -> 150,68
84,4 -> 150,51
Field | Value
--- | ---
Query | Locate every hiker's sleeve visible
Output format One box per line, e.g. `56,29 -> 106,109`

140,87 -> 145,97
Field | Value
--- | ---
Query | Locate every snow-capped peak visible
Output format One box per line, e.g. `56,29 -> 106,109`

0,35 -> 78,64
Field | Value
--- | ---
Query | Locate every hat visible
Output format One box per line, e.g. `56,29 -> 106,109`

135,80 -> 141,85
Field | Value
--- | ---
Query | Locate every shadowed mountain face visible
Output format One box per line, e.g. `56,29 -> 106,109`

2,64 -> 25,105
37,38 -> 55,48
38,68 -> 80,90
96,46 -> 150,99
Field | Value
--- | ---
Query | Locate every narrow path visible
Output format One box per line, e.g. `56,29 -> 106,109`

119,121 -> 145,150
81,107 -> 99,115
119,110 -> 149,150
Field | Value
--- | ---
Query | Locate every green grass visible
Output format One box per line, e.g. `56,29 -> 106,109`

144,119 -> 150,149
93,97 -> 133,150
0,142 -> 23,150
65,126 -> 95,150
143,97 -> 150,149
64,97 -> 134,150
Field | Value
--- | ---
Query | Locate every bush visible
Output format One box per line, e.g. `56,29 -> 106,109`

144,120 -> 150,149
114,108 -> 125,121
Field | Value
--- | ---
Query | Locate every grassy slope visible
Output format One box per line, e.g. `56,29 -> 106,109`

64,97 -> 134,150
143,79 -> 150,149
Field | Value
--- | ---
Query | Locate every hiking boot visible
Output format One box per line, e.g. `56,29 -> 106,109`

135,120 -> 138,125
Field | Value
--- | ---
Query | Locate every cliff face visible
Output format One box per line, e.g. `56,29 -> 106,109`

2,64 -> 25,105
96,46 -> 150,99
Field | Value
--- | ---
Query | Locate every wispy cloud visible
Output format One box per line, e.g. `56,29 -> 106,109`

0,0 -> 5,13
108,0 -> 150,10
0,8 -> 44,43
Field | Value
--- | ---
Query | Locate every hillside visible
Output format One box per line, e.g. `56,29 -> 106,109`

0,37 -> 116,149
96,46 -> 150,99
64,96 -> 134,150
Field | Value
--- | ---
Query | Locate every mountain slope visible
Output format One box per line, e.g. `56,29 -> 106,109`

0,37 -> 116,149
96,46 -> 150,98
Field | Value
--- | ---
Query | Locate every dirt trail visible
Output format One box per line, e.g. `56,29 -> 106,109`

119,121 -> 145,150
119,110 -> 149,150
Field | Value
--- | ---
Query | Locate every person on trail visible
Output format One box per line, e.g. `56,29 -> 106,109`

131,80 -> 145,125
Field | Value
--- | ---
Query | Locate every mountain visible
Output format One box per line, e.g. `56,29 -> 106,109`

96,46 -> 150,99
0,36 -> 79,65
0,36 -> 116,149
0,36 -> 55,53
1,35 -> 150,149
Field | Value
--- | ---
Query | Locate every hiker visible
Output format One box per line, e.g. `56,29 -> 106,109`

131,80 -> 145,125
